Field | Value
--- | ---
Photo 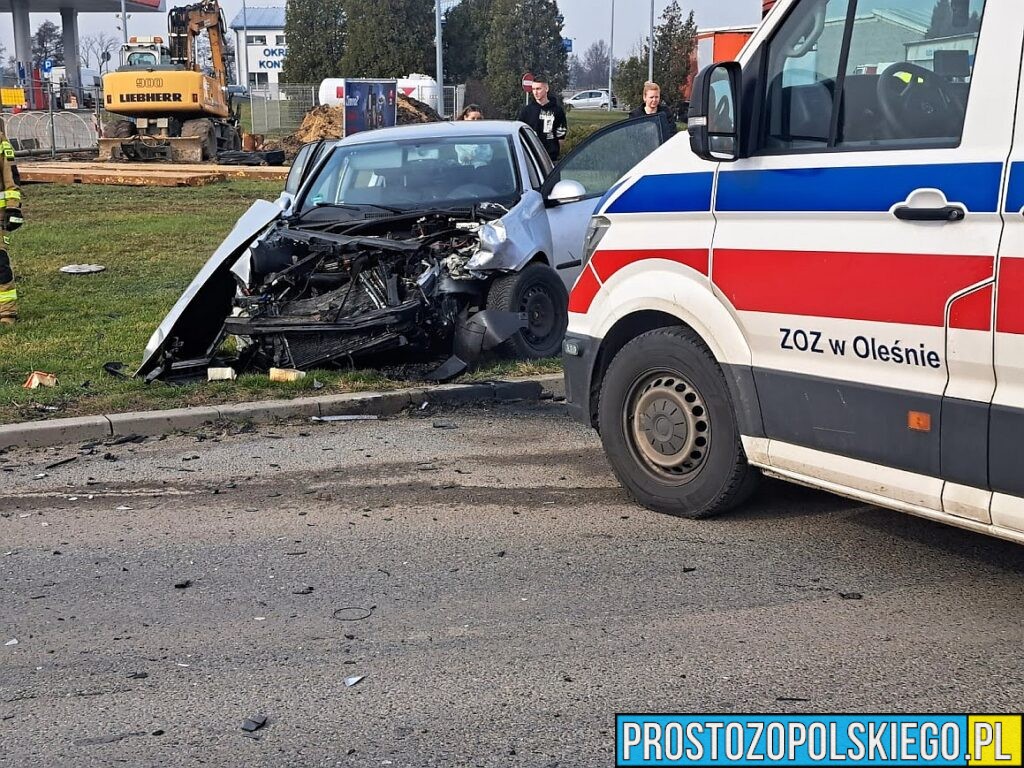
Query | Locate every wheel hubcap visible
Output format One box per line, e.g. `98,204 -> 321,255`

627,373 -> 711,480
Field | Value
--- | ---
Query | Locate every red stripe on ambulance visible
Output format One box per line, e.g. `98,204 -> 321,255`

591,249 -> 709,283
713,249 -> 994,327
997,258 -> 1024,335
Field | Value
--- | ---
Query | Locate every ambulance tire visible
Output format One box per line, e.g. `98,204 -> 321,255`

599,326 -> 760,519
488,263 -> 569,359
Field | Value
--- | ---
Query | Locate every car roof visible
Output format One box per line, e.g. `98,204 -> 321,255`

329,120 -> 527,148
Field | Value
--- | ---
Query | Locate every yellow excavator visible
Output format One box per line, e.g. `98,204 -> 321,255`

100,0 -> 241,162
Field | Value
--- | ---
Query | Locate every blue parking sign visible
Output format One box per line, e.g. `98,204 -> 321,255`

42,58 -> 53,76
562,38 -> 573,53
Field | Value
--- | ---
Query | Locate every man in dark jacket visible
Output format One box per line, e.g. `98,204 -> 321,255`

517,74 -> 568,162
628,81 -> 677,136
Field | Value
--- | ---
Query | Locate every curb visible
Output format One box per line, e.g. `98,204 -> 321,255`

0,374 -> 566,451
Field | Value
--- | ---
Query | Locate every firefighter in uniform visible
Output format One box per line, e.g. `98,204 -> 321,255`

0,115 -> 23,325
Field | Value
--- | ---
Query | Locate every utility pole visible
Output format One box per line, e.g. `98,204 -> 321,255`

119,0 -> 128,44
648,0 -> 655,82
435,1 -> 444,115
241,0 -> 249,87
607,0 -> 614,111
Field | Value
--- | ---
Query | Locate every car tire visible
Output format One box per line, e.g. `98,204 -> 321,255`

598,326 -> 760,518
487,263 -> 568,359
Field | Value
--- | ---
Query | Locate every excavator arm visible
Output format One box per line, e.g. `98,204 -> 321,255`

168,0 -> 230,87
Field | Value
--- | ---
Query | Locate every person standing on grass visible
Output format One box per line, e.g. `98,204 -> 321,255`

517,74 -> 568,162
0,116 -> 23,326
628,81 -> 677,137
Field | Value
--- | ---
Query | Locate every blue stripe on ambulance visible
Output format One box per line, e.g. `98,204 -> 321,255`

604,172 -> 714,214
717,163 -> 1003,213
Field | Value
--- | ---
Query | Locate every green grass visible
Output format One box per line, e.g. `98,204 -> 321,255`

0,182 -> 562,424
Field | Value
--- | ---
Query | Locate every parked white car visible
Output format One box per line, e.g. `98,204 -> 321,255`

565,89 -> 617,110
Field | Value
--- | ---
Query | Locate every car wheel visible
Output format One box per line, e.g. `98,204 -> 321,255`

103,119 -> 136,139
598,327 -> 760,518
487,263 -> 568,359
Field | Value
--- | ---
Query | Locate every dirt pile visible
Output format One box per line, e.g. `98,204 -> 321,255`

268,95 -> 444,158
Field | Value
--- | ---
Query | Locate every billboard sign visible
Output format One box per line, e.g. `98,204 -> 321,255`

342,79 -> 398,137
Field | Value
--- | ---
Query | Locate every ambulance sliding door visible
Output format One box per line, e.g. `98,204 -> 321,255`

990,21 -> 1024,535
709,0 -> 1016,511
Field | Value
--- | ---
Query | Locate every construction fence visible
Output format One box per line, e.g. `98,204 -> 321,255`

247,83 -> 465,135
1,76 -> 102,155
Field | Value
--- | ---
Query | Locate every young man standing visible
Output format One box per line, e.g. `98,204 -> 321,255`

517,74 -> 568,162
0,116 -> 22,325
628,81 -> 677,136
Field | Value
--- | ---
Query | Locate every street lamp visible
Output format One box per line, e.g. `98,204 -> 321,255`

607,0 -> 615,111
436,0 -> 444,111
241,0 -> 249,88
648,0 -> 655,82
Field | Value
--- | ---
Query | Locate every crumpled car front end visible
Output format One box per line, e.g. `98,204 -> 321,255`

137,204 -> 531,382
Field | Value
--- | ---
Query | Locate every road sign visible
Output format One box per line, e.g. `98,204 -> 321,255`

42,58 -> 53,78
562,38 -> 573,53
521,72 -> 534,93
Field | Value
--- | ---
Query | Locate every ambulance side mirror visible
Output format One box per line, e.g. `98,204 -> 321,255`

688,62 -> 741,163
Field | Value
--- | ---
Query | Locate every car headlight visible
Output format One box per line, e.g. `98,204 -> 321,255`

582,216 -> 611,264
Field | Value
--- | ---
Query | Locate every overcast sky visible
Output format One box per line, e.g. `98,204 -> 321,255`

1,0 -> 762,74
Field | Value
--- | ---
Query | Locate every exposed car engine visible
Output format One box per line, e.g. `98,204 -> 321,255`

222,211 -> 523,376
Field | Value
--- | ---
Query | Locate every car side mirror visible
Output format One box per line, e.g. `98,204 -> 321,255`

688,61 -> 742,163
548,179 -> 587,205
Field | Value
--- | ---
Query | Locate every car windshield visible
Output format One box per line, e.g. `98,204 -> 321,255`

298,135 -> 520,214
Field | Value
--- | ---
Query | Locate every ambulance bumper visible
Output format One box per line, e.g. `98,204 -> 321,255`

561,332 -> 600,427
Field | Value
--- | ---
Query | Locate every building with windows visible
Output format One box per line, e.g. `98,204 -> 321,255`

229,5 -> 287,88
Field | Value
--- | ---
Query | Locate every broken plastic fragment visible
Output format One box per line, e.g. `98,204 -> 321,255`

344,675 -> 364,687
23,371 -> 58,389
269,367 -> 305,382
5,638 -> 18,646
241,714 -> 268,732
207,367 -> 237,382
311,415 -> 379,422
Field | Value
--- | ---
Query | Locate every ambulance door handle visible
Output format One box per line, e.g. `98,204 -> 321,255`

893,205 -> 966,223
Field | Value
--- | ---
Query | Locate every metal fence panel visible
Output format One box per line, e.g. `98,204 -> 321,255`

249,83 -> 317,135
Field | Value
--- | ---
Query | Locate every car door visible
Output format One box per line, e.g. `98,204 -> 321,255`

541,114 -> 672,288
990,29 -> 1024,535
709,0 -> 1015,512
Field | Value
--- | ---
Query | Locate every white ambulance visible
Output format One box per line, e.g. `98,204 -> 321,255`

562,0 -> 1024,544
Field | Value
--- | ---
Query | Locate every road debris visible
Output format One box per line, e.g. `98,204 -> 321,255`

269,367 -> 306,383
292,586 -> 314,595
240,714 -> 268,732
59,264 -> 106,275
839,592 -> 863,600
5,639 -> 17,646
126,672 -> 149,679
23,371 -> 58,389
207,367 -> 237,381
344,675 -> 364,688
311,415 -> 380,423
44,456 -> 78,470
432,420 -> 458,429
173,579 -> 192,589
332,606 -> 375,622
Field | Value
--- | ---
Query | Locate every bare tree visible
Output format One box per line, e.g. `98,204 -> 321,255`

80,32 -> 120,71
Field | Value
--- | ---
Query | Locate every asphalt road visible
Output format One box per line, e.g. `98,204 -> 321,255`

2,401 -> 1023,767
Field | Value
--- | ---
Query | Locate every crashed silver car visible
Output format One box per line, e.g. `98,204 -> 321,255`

137,117 -> 671,381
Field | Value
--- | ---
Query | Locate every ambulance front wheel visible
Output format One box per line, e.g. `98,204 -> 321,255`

598,326 -> 760,518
